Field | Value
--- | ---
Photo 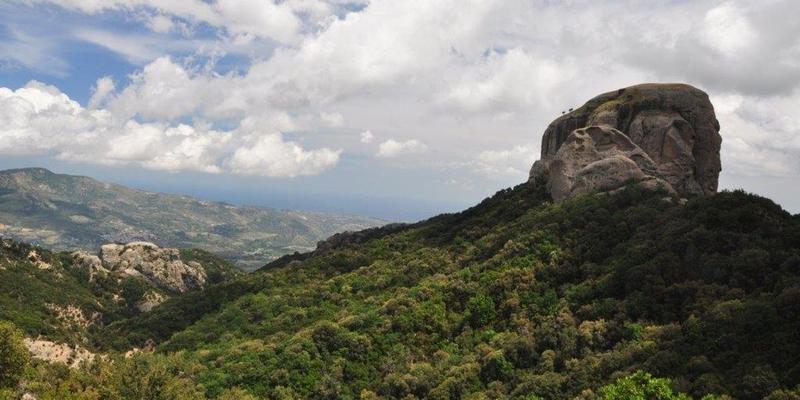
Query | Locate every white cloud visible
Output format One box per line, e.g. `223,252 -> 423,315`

227,134 -> 340,177
438,49 -> 575,114
0,81 -> 340,177
145,14 -> 175,34
109,56 -> 232,120
701,3 -> 757,57
32,0 -> 321,43
377,139 -> 427,158
72,29 -> 207,65
475,144 -> 538,179
360,130 -> 373,143
623,0 -> 800,96
0,28 -> 70,77
713,91 -> 800,177
74,29 -> 163,64
4,0 -> 800,191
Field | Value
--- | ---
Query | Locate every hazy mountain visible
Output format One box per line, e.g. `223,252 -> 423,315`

0,168 -> 385,271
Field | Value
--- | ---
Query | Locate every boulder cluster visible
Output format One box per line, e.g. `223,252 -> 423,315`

529,83 -> 722,201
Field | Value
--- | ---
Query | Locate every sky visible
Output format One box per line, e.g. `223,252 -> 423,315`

1,0 -> 799,221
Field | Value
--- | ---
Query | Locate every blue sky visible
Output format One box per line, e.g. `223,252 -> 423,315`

1,0 -> 799,220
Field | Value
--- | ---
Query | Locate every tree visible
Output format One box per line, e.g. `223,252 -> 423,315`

466,295 -> 496,327
0,321 -> 29,390
599,371 -> 690,400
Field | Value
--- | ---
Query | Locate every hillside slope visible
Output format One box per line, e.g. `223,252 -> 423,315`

0,239 -> 240,348
72,182 -> 800,399
0,168 -> 385,270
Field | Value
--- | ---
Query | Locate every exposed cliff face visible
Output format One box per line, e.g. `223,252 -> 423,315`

530,83 -> 722,200
540,125 -> 676,201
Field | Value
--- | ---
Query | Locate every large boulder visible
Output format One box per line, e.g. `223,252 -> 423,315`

530,83 -> 722,200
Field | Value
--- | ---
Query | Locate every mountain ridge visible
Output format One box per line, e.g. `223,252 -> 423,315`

0,167 -> 386,271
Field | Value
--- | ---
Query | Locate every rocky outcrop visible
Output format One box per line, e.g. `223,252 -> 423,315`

26,250 -> 53,270
71,241 -> 206,293
530,83 -> 722,200
71,251 -> 109,282
98,242 -> 206,293
24,338 -> 96,368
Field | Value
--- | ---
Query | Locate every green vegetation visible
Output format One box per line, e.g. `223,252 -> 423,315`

180,249 -> 243,284
599,371 -> 690,400
0,321 -> 28,391
2,181 -> 799,399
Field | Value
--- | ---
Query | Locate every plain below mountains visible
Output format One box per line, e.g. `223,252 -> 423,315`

0,168 -> 385,271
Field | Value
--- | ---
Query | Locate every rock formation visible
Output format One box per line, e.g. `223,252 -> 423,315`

73,242 -> 206,293
71,251 -> 108,282
529,83 -> 722,201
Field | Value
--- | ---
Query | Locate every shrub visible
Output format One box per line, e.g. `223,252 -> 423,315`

0,321 -> 29,390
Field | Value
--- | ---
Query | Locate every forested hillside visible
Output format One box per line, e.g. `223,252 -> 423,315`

3,181 -> 798,399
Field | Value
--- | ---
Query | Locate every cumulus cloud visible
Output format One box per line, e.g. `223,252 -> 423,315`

377,139 -> 427,158
0,81 -> 339,177
623,1 -> 800,96
227,134 -> 340,177
107,56 -> 255,121
3,0 -> 800,188
438,48 -> 575,114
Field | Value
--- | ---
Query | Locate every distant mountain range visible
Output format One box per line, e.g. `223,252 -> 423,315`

0,168 -> 385,270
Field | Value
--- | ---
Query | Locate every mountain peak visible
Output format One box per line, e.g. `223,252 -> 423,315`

530,83 -> 722,201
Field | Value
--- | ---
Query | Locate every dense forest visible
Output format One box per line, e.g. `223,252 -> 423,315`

2,181 -> 800,399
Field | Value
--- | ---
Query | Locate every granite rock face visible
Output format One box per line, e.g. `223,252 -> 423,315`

530,83 -> 722,200
541,125 -> 675,201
